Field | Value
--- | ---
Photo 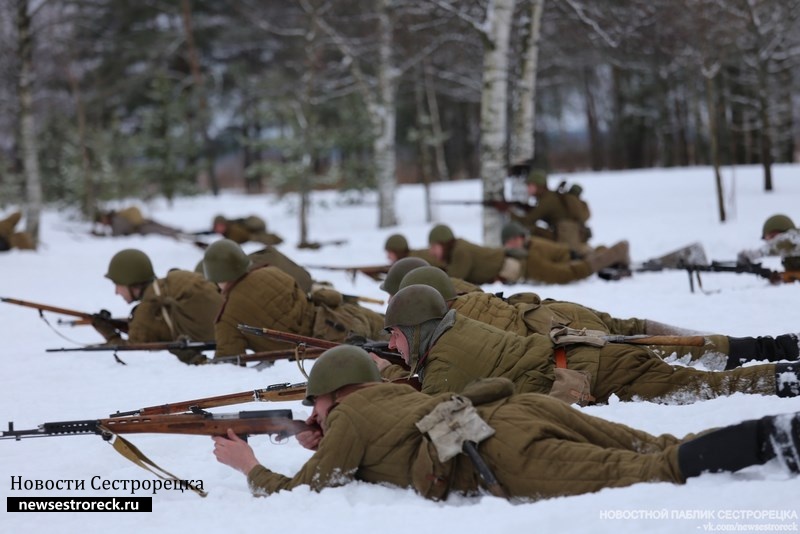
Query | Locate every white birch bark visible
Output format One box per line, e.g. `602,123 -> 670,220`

481,0 -> 515,246
509,0 -> 543,166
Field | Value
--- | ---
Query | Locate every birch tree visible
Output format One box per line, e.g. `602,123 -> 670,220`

509,0 -> 544,167
16,0 -> 43,245
301,0 -> 399,227
428,0 -> 516,245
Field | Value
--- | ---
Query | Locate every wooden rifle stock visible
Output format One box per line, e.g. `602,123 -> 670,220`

1,297 -> 129,333
112,382 -> 309,417
602,334 -> 707,346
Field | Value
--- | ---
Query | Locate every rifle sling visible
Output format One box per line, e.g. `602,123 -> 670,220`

101,425 -> 208,498
152,280 -> 176,339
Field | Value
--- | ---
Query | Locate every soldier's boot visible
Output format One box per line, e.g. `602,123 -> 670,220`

678,413 -> 800,478
775,363 -> 800,398
587,241 -> 631,273
725,335 -> 800,369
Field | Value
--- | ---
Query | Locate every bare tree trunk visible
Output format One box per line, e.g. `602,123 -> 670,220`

423,59 -> 448,182
757,73 -> 773,191
66,65 -> 94,219
16,0 -> 42,245
481,0 -> 515,246
414,65 -> 433,223
704,71 -> 726,222
304,0 -> 398,228
509,0 -> 543,166
180,0 -> 219,196
583,67 -> 603,170
373,0 -> 398,228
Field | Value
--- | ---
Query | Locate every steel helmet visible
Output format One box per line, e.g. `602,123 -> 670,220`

397,266 -> 456,300
526,169 -> 548,185
428,224 -> 455,245
303,345 -> 382,406
762,214 -> 795,238
501,221 -> 528,245
384,233 -> 410,253
202,239 -> 251,283
380,257 -> 429,294
384,284 -> 448,330
105,249 -> 155,286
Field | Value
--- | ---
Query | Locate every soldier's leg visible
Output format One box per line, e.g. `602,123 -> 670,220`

679,413 -> 800,475
648,335 -> 730,370
484,396 -> 686,498
488,438 -> 684,499
648,334 -> 799,370
594,345 -> 799,404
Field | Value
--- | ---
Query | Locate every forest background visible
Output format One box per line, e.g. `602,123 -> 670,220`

1,0 -> 799,243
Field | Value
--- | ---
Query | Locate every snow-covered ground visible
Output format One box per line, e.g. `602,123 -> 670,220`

1,165 -> 799,533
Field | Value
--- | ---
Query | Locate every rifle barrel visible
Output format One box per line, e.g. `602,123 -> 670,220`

1,410 -> 313,441
46,341 -> 216,353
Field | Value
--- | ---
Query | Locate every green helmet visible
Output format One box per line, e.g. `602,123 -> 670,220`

762,214 -> 795,238
428,224 -> 455,245
398,266 -> 456,300
501,221 -> 528,245
384,284 -> 447,330
526,169 -> 548,186
384,233 -> 409,253
105,249 -> 155,286
380,257 -> 429,294
202,239 -> 251,283
303,345 -> 382,406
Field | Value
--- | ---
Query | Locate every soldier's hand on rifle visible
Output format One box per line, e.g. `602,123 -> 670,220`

736,251 -> 754,266
91,310 -> 121,342
296,424 -> 324,451
369,352 -> 391,372
212,429 -> 260,475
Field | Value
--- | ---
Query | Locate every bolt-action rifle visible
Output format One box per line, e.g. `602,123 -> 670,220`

1,409 -> 311,442
297,239 -> 349,250
211,346 -> 326,366
431,198 -> 533,212
112,382 -> 309,417
684,261 -> 799,293
46,340 -> 216,353
1,409 -> 313,498
237,324 -> 409,370
304,264 -> 391,282
1,297 -> 129,333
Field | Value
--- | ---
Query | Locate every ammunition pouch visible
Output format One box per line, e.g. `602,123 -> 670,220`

549,368 -> 594,406
416,396 -> 495,463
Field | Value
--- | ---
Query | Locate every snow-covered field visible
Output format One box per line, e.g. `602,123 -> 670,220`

1,165 -> 799,533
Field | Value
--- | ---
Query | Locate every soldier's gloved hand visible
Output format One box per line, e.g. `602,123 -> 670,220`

91,312 -> 121,342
